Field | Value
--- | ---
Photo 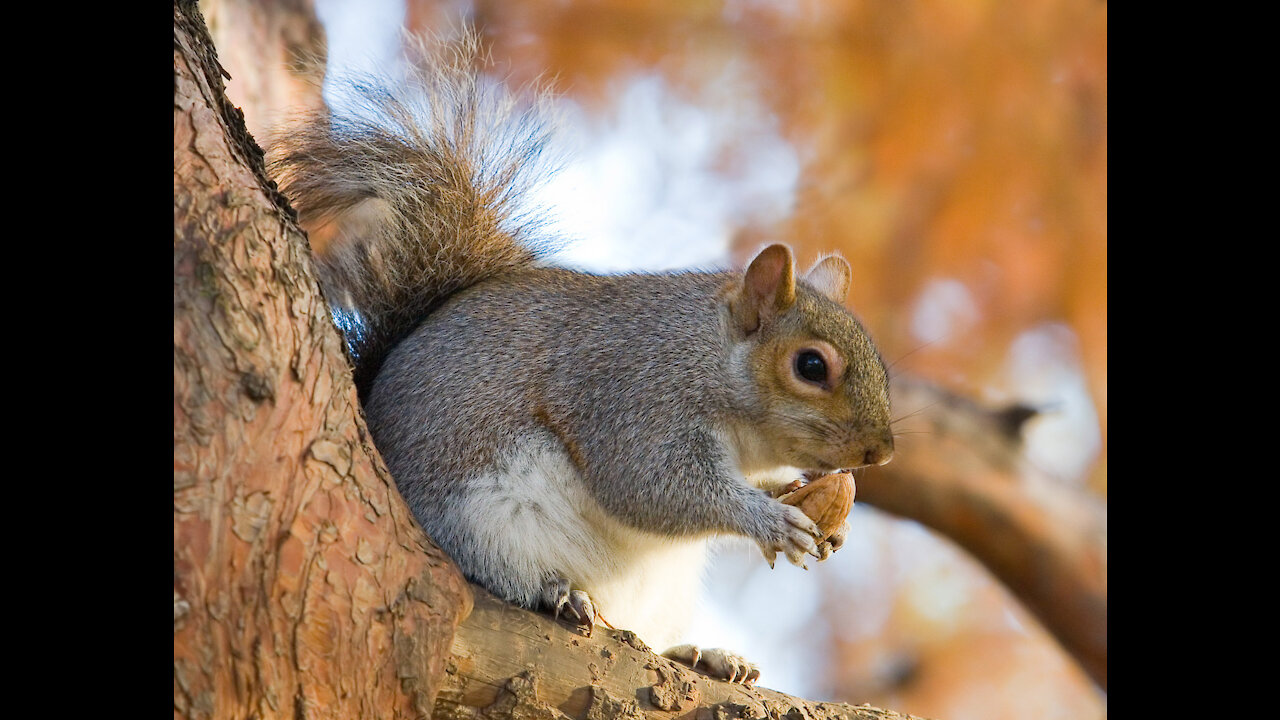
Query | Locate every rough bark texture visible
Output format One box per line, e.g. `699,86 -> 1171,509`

174,2 -> 473,718
437,589 -> 927,720
860,378 -> 1108,690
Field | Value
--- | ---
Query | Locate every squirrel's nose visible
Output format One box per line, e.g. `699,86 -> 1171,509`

863,439 -> 894,466
865,445 -> 896,461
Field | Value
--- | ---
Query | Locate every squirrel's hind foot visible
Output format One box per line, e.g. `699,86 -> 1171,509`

663,644 -> 760,686
541,576 -> 597,636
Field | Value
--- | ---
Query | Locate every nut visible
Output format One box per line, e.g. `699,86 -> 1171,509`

779,472 -> 855,542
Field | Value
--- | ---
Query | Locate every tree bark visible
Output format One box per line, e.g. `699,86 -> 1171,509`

437,589 -> 927,720
174,2 -> 471,717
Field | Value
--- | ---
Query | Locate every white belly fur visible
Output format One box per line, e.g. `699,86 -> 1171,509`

453,437 -> 709,651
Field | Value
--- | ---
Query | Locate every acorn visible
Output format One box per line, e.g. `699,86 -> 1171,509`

779,472 -> 855,542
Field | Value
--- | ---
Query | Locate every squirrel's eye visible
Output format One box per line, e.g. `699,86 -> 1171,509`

795,350 -> 828,384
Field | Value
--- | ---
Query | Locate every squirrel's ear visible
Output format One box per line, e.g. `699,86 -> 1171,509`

733,244 -> 797,334
804,255 -> 852,303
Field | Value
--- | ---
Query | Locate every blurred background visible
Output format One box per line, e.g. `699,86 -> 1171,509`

202,1 -> 1106,718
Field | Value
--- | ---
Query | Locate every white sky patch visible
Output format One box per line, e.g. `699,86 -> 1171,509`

315,9 -> 800,275
825,505 -> 897,641
315,0 -> 407,111
690,539 -> 826,697
910,277 -> 980,346
902,557 -> 969,629
693,508 -> 983,700
537,73 -> 800,273
1000,323 -> 1102,483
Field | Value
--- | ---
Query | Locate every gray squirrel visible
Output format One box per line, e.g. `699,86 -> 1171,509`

269,35 -> 894,685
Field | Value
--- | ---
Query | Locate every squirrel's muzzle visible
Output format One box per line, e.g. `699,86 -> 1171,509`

863,443 -> 894,467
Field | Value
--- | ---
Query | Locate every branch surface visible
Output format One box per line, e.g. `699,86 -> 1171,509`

436,589 -> 929,720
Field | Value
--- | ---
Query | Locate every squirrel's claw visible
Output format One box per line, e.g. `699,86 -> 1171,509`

566,590 -> 596,636
541,578 -> 596,636
813,519 -> 850,562
663,645 -> 760,686
663,643 -> 702,668
784,545 -> 810,569
827,520 -> 850,552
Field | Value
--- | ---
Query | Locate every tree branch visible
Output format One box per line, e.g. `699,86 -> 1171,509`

436,589 -> 928,720
859,378 -> 1107,689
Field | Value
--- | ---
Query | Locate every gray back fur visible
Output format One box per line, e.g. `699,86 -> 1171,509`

365,269 -> 758,544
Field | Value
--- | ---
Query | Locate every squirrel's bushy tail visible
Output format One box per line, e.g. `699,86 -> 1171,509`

270,33 -> 560,394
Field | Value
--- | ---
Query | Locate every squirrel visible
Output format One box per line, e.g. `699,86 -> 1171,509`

269,34 -> 894,686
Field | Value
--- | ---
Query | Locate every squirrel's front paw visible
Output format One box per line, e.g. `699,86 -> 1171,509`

663,644 -> 760,685
813,519 -> 851,561
757,504 -> 823,569
540,576 -> 597,636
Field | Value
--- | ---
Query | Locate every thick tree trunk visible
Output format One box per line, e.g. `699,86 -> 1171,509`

174,3 -> 471,718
